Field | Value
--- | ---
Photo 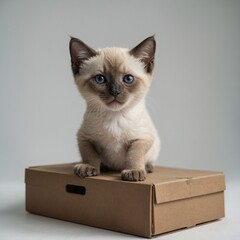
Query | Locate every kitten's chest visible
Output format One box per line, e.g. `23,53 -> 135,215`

97,117 -> 131,144
87,113 -> 134,151
97,118 -> 130,168
102,115 -> 130,138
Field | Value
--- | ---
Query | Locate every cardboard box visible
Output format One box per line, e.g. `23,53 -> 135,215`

25,163 -> 225,238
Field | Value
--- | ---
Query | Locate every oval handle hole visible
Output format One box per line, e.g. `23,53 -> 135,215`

66,184 -> 86,195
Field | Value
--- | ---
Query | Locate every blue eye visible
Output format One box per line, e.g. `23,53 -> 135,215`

95,75 -> 106,84
123,74 -> 134,85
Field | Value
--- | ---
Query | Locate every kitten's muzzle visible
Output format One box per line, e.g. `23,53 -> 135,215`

108,86 -> 121,97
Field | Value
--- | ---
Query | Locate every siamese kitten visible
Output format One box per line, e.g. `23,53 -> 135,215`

69,36 -> 160,181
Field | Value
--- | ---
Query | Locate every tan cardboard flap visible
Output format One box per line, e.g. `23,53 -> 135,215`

154,172 -> 225,204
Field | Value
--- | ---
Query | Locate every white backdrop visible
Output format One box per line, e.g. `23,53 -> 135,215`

0,1 -> 240,239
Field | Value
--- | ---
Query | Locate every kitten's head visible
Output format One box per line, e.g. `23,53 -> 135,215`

69,36 -> 156,112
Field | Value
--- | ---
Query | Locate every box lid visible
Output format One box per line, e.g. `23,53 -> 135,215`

150,167 -> 225,204
25,163 -> 225,204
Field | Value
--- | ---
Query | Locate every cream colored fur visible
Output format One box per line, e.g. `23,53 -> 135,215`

70,37 -> 160,181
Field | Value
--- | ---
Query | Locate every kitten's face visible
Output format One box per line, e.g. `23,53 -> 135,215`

69,37 -> 156,111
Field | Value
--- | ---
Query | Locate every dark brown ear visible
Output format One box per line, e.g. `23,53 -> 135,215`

69,37 -> 97,75
130,36 -> 156,73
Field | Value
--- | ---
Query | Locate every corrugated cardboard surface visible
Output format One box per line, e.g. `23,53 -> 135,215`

25,163 -> 225,238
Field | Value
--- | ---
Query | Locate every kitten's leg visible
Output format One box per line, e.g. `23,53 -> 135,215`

74,139 -> 101,177
121,139 -> 152,181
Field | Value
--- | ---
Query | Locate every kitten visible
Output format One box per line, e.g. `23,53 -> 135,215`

69,36 -> 160,181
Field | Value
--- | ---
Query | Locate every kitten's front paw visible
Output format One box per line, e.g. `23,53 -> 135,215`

74,163 -> 99,178
121,169 -> 146,181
